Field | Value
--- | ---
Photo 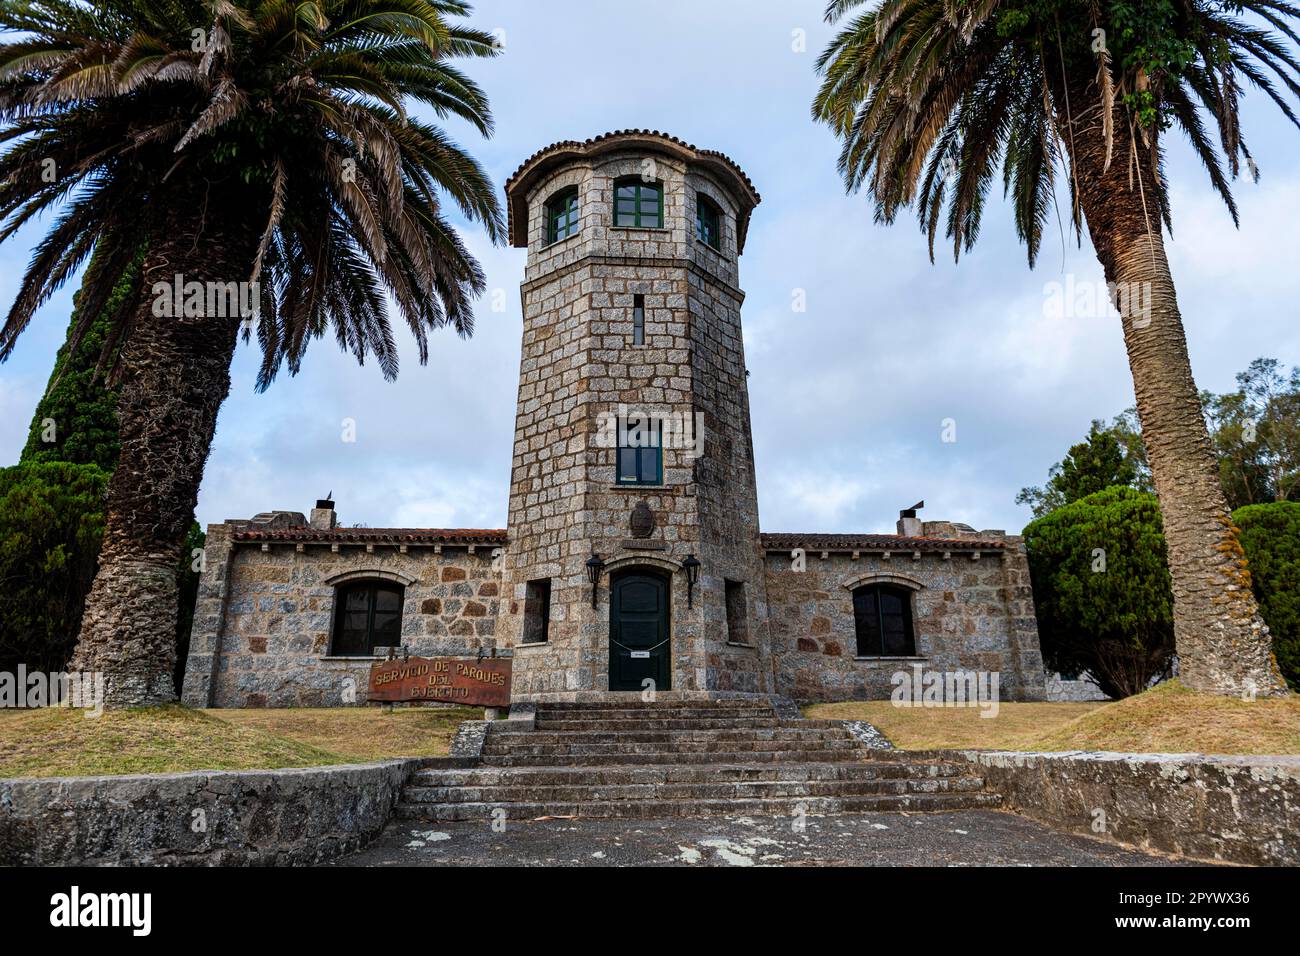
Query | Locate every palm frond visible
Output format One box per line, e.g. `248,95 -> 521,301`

0,0 -> 503,383
813,0 -> 1300,262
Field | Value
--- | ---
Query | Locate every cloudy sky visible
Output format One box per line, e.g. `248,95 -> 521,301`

2,1 -> 1298,536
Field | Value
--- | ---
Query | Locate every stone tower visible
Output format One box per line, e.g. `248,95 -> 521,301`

497,130 -> 772,699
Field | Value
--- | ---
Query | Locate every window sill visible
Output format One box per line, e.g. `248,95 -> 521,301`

611,226 -> 669,234
726,642 -> 757,649
514,641 -> 550,649
540,231 -> 581,251
321,655 -> 387,662
610,483 -> 671,491
695,237 -> 724,254
853,656 -> 929,662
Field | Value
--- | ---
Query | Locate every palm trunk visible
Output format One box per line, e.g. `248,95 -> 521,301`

70,191 -> 259,707
1065,99 -> 1288,698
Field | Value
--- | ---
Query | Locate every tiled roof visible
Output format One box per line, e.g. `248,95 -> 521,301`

504,129 -> 761,251
233,527 -> 507,546
234,527 -> 1003,551
759,533 -> 1007,552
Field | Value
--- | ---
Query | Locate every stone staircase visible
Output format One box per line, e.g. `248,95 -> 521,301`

397,698 -> 1000,822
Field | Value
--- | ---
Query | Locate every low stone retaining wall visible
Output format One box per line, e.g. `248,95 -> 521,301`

954,750 -> 1300,866
0,759 -> 425,866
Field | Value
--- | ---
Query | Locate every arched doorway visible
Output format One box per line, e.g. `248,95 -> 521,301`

609,568 -> 671,691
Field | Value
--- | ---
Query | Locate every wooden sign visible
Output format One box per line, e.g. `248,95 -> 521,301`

367,656 -> 511,707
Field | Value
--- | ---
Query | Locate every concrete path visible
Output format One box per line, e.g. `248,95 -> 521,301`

333,809 -> 1190,867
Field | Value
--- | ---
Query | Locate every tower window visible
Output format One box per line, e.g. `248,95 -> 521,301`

725,580 -> 749,645
616,416 -> 662,485
614,178 -> 663,228
852,584 -> 916,657
523,579 -> 551,644
330,580 -> 404,656
696,194 -> 722,249
545,187 -> 580,244
632,294 -> 645,346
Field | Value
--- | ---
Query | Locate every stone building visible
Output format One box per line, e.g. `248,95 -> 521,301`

181,130 -> 1046,709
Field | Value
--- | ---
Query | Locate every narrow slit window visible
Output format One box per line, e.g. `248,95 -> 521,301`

696,193 -> 722,249
725,580 -> 749,645
523,579 -> 551,644
632,294 -> 644,346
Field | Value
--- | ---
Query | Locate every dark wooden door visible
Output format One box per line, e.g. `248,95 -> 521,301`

609,571 -> 671,691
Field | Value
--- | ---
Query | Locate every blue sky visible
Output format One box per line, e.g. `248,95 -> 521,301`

2,0 -> 1298,536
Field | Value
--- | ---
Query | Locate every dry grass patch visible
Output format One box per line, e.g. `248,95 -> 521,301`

805,699 -> 1103,750
805,681 -> 1300,755
0,703 -> 481,778
209,706 -> 479,762
0,705 -> 339,778
1027,681 -> 1300,755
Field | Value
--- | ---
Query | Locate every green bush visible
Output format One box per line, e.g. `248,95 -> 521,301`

0,461 -> 203,691
19,250 -> 138,472
1235,501 -> 1300,691
1023,486 -> 1175,697
0,460 -> 109,674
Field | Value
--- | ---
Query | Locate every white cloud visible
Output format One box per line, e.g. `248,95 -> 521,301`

1,2 -> 1296,544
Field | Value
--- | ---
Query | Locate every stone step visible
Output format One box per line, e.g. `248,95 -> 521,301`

403,775 -> 987,804
535,699 -> 772,711
481,738 -> 862,757
488,728 -> 853,747
537,709 -> 777,717
536,705 -> 775,716
478,748 -> 868,767
533,717 -> 783,731
394,791 -> 1003,822
411,761 -> 969,788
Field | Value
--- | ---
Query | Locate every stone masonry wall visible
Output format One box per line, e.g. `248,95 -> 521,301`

0,760 -> 416,865
765,540 -> 1046,702
498,143 -> 771,697
180,134 -> 1048,709
183,533 -> 502,708
956,750 -> 1300,866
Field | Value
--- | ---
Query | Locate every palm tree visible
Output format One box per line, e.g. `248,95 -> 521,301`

813,0 -> 1297,697
0,0 -> 504,706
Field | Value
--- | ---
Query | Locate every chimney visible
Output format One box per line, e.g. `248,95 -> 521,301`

897,500 -> 924,537
310,496 -> 337,531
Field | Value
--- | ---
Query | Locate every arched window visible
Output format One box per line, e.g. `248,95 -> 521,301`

696,193 -> 722,249
852,584 -> 915,657
331,580 -> 404,656
545,187 -> 580,244
614,177 -> 663,228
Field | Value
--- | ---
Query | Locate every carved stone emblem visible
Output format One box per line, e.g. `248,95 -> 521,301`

630,500 -> 655,538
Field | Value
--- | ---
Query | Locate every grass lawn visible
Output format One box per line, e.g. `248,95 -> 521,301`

0,704 -> 480,778
210,706 -> 476,763
805,681 -> 1300,755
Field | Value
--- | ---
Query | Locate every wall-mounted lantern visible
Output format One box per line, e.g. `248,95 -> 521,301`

682,553 -> 701,608
585,553 -> 606,609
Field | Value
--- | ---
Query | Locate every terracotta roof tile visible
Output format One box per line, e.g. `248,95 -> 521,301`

233,528 -> 507,545
504,129 -> 761,251
759,532 -> 1007,552
505,129 -> 759,197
